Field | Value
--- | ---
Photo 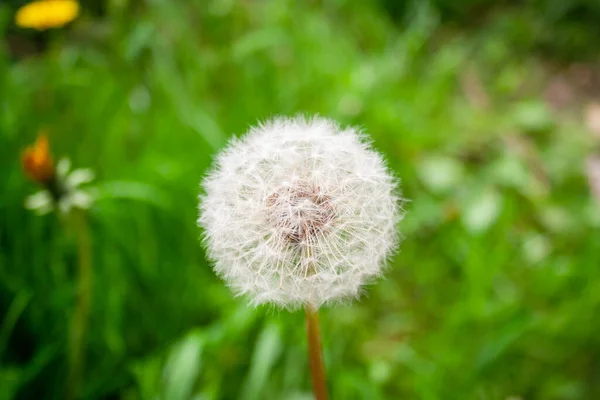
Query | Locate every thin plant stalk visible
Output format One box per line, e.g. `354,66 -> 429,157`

67,209 -> 92,400
305,305 -> 328,400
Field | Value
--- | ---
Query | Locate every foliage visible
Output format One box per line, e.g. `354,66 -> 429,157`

381,0 -> 600,60
1,0 -> 599,399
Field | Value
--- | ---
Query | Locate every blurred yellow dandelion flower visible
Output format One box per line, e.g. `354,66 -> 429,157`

15,0 -> 80,30
22,132 -> 55,183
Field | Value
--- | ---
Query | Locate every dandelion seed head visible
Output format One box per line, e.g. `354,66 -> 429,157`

198,116 -> 403,309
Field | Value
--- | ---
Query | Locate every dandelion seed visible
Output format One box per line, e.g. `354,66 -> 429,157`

198,116 -> 403,309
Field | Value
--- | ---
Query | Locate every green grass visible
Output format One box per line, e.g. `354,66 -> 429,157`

1,1 -> 600,399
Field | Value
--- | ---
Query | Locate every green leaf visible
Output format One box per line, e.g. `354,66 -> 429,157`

461,187 -> 503,234
418,155 -> 465,194
162,331 -> 204,400
241,322 -> 282,400
511,100 -> 554,133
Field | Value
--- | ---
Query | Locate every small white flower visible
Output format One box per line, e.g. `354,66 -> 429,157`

25,158 -> 95,215
199,116 -> 403,309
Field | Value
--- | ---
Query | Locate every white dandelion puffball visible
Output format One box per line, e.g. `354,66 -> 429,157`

198,116 -> 403,308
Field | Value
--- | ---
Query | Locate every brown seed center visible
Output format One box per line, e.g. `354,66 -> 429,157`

266,181 -> 334,245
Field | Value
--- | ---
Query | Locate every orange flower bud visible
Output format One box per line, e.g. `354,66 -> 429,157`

22,133 -> 55,183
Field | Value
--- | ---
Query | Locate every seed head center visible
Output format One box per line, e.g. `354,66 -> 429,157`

266,181 -> 334,245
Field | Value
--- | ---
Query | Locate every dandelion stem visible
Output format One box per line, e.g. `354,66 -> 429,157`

67,209 -> 92,400
305,305 -> 328,400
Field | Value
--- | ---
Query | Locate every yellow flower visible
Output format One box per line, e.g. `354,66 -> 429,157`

22,132 -> 55,183
15,0 -> 80,30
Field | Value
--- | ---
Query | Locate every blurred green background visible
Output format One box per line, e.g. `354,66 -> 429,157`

2,0 -> 600,399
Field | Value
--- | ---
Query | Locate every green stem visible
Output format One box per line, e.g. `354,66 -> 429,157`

67,209 -> 92,400
305,305 -> 328,400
